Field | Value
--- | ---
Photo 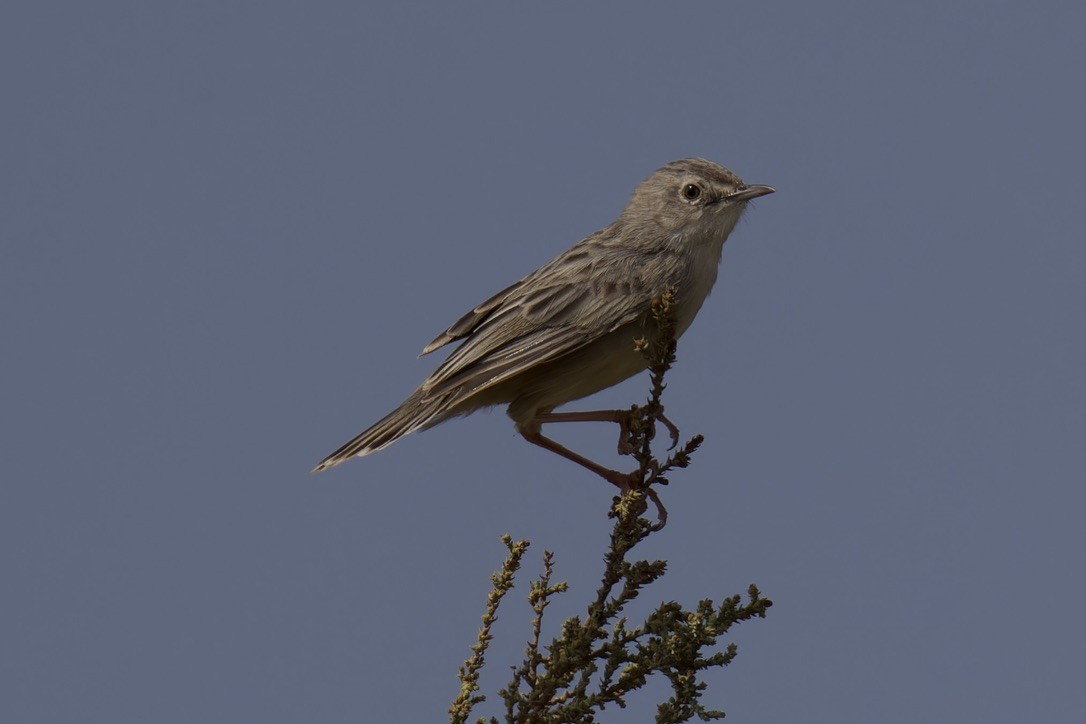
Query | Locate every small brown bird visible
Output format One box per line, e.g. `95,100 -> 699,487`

313,158 -> 773,486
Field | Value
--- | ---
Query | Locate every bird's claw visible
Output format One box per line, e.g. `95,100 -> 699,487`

657,412 -> 680,450
616,408 -> 680,454
646,488 -> 668,530
616,410 -> 638,455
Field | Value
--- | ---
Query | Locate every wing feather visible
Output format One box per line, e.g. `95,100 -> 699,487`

419,280 -> 524,356
420,250 -> 655,399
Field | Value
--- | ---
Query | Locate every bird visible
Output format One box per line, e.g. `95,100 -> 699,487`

312,158 -> 773,488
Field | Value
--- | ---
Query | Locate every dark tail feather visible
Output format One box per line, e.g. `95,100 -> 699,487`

311,390 -> 451,473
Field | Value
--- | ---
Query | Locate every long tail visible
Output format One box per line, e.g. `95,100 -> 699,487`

311,389 -> 454,472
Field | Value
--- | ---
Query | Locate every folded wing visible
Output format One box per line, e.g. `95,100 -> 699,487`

419,244 -> 653,401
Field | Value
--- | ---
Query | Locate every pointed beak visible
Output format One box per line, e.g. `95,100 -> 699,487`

728,184 -> 775,202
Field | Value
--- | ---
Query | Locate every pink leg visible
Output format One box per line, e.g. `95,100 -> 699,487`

536,409 -> 634,454
518,415 -> 671,527
517,423 -> 635,491
536,410 -> 630,424
536,408 -> 681,452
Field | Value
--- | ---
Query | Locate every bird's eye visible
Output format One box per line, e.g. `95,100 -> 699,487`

681,183 -> 702,201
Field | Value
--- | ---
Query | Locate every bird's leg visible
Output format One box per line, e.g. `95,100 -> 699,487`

534,409 -> 634,454
519,417 -> 672,529
516,421 -> 636,491
536,408 -> 681,454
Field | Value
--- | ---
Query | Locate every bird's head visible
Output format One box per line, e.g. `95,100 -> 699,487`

622,157 -> 774,240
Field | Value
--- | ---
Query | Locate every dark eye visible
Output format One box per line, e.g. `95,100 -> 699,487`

681,183 -> 702,201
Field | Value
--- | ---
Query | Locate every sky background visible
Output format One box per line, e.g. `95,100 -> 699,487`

3,2 -> 1085,721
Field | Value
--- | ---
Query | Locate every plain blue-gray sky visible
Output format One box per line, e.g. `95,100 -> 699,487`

3,2 -> 1084,721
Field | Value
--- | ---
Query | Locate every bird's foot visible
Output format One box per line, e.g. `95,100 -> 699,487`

617,407 -> 681,455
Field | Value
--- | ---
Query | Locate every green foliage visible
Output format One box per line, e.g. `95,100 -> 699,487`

449,289 -> 772,723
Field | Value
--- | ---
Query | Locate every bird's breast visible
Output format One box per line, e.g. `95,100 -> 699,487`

668,238 -> 725,338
